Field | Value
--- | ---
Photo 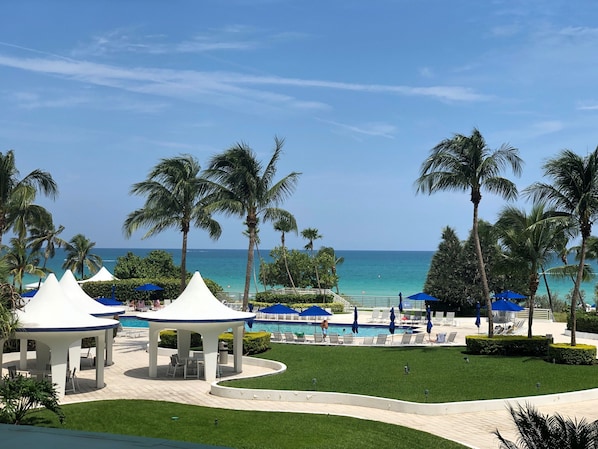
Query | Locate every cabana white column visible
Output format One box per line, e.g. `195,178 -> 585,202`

201,329 -> 220,382
95,335 -> 106,388
233,324 -> 243,373
177,329 -> 192,359
148,324 -> 161,378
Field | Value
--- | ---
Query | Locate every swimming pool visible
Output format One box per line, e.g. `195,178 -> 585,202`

119,316 -> 420,337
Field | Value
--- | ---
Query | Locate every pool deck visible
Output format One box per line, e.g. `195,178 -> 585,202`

4,310 -> 598,449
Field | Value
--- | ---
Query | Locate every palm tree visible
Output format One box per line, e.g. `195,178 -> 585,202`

415,128 -> 522,336
0,150 -> 58,245
28,222 -> 67,272
495,403 -> 598,448
495,203 -> 570,338
273,215 -> 298,291
205,137 -> 301,311
62,234 -> 103,280
301,228 -> 323,290
123,155 -> 222,293
4,237 -> 45,292
524,147 -> 598,346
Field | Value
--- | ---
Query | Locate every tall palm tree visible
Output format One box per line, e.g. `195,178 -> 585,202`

415,128 -> 522,336
273,215 -> 298,291
525,147 -> 598,346
62,234 -> 103,280
319,246 -> 344,293
28,222 -> 67,271
0,150 -> 58,245
205,137 -> 301,311
495,203 -> 570,338
301,227 -> 323,290
123,155 -> 222,293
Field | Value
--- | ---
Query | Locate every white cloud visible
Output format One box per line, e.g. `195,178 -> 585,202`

318,118 -> 397,139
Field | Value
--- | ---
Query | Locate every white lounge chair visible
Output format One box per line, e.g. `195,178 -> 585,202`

375,334 -> 388,345
362,336 -> 374,345
370,308 -> 381,322
443,311 -> 456,326
414,333 -> 425,344
342,334 -> 354,344
378,308 -> 390,323
400,333 -> 413,345
433,311 -> 444,325
446,331 -> 457,343
271,331 -> 283,342
314,333 -> 324,343
328,333 -> 341,344
284,332 -> 296,342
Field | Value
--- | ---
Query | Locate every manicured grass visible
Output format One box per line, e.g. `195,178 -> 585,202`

225,344 -> 598,402
34,400 -> 467,449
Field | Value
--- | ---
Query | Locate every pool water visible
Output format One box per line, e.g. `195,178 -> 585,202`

119,316 -> 419,337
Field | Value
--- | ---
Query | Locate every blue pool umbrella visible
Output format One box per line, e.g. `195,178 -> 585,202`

248,303 -> 254,312
408,292 -> 440,301
389,307 -> 396,334
352,307 -> 359,334
259,303 -> 299,315
398,292 -> 403,313
299,305 -> 332,318
246,317 -> 254,329
135,283 -> 164,291
96,297 -> 123,306
494,290 -> 526,300
426,305 -> 433,337
475,302 -> 481,332
491,299 -> 524,311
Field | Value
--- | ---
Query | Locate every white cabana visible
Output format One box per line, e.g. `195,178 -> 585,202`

59,270 -> 126,366
10,274 -> 119,398
138,271 -> 255,382
79,266 -> 118,283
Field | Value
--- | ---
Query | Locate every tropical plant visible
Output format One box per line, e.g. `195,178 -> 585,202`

273,215 -> 298,290
62,234 -> 102,280
4,237 -> 44,292
114,250 -> 181,279
123,155 -> 221,293
205,137 -> 301,310
0,150 -> 58,245
495,203 -> 570,337
0,375 -> 64,425
415,128 -> 522,336
319,246 -> 344,293
301,227 -> 322,290
27,221 -> 66,272
524,147 -> 598,345
494,403 -> 598,448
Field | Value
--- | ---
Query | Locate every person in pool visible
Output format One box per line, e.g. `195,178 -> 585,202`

320,319 -> 329,340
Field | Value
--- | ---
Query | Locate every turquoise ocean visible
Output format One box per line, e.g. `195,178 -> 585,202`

21,248 -> 598,308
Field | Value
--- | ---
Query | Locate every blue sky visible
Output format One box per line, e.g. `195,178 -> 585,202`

1,0 -> 598,251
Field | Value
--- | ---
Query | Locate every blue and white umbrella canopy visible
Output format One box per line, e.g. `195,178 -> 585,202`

492,299 -> 524,311
493,290 -> 526,300
259,303 -> 299,315
408,292 -> 440,301
299,305 -> 332,318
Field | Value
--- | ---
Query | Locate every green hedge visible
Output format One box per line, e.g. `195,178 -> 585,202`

79,277 -> 223,303
157,330 -> 270,356
548,343 -> 596,365
465,335 -> 553,357
568,312 -> 598,333
255,291 -> 334,304
251,301 -> 344,314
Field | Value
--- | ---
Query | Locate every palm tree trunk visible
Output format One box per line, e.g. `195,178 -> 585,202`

570,237 -> 588,346
180,231 -> 188,293
243,227 -> 255,312
283,250 -> 296,291
540,264 -> 555,316
473,202 -> 493,336
528,271 -> 539,339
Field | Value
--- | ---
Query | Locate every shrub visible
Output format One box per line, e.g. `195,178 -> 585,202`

157,330 -> 270,355
255,291 -> 334,304
568,311 -> 598,333
465,335 -> 552,357
250,301 -> 344,313
0,375 -> 64,424
548,343 -> 596,365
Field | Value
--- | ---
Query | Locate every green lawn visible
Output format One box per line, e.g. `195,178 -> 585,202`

29,344 -> 598,449
35,400 -> 467,449
225,344 -> 598,402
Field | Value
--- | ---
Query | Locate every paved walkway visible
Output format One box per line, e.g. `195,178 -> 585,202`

5,313 -> 598,449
